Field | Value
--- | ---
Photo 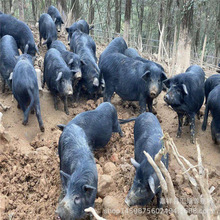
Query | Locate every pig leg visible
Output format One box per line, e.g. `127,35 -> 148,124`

177,113 -> 184,138
2,80 -> 5,93
23,93 -> 34,125
53,94 -> 58,110
103,86 -> 114,102
156,188 -> 162,208
202,103 -> 209,131
189,114 -> 196,144
147,99 -> 153,113
35,103 -> 45,132
63,96 -> 69,115
76,83 -> 82,102
139,94 -> 147,113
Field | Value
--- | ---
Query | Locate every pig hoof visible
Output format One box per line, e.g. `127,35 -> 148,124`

176,133 -> 181,138
22,121 -> 28,126
65,111 -> 69,115
40,126 -> 45,132
119,132 -> 124,137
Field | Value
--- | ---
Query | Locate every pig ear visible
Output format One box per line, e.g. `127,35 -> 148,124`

80,60 -> 86,66
9,72 -> 13,80
93,77 -> 99,87
142,70 -> 151,81
131,158 -> 140,169
61,19 -> 64,24
161,71 -> 167,81
54,18 -> 57,23
57,124 -> 66,131
42,40 -> 48,45
163,79 -> 171,88
148,175 -> 156,194
35,44 -> 40,55
24,44 -> 29,54
182,84 -> 188,95
66,27 -> 69,33
60,170 -> 70,182
83,184 -> 96,193
68,58 -> 74,65
56,72 -> 63,81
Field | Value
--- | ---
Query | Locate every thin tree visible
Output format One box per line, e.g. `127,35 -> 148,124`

124,0 -> 132,44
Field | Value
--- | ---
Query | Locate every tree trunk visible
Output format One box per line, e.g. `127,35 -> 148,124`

137,0 -> 144,52
165,0 -> 173,56
19,0 -> 24,21
124,0 -> 132,44
176,0 -> 194,73
106,0 -> 111,41
215,1 -> 220,65
88,0 -> 94,35
32,0 -> 37,23
71,0 -> 80,21
114,0 -> 121,33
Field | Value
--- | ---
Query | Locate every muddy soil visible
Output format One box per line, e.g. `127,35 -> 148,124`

0,27 -> 219,220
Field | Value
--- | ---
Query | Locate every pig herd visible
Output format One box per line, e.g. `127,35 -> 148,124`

0,6 -> 220,220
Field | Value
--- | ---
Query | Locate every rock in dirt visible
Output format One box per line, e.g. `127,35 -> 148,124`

184,187 -> 193,195
96,164 -> 103,175
110,153 -> 119,163
94,197 -> 103,215
98,175 -> 115,198
103,162 -> 116,174
0,194 -> 9,217
103,196 -> 120,215
176,174 -> 184,185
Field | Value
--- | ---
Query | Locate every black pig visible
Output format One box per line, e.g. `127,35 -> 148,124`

70,30 -> 100,99
43,48 -> 73,115
0,14 -> 39,56
163,65 -> 205,143
39,13 -> 57,49
202,84 -> 220,145
12,51 -> 44,132
204,74 -> 220,104
100,53 -> 167,113
47,5 -> 64,32
120,112 -> 168,207
56,123 -> 97,219
0,35 -> 19,92
58,102 -> 123,149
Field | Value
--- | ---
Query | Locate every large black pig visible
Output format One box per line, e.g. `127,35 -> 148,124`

56,123 -> 97,219
47,5 -> 64,32
100,53 -> 167,113
70,30 -> 101,99
12,50 -> 44,132
39,13 -> 57,49
0,14 -> 39,56
163,65 -> 205,143
0,35 -> 19,92
50,40 -> 83,79
57,102 -> 123,149
43,48 -> 73,115
204,74 -> 220,104
202,84 -> 220,145
120,112 -> 168,207
66,20 -> 90,44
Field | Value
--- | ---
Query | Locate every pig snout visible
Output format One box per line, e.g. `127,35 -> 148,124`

64,83 -> 73,95
125,190 -> 136,207
56,200 -> 72,220
74,71 -> 82,79
164,94 -> 169,103
150,91 -> 157,98
149,85 -> 158,98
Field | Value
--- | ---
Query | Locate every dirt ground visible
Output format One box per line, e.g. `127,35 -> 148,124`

0,27 -> 219,220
